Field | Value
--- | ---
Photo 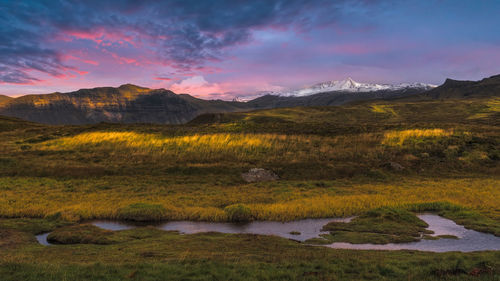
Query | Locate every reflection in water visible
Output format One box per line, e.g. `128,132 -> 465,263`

156,217 -> 352,242
92,221 -> 136,231
35,214 -> 500,252
35,233 -> 50,246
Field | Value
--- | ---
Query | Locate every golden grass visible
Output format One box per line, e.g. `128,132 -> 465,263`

3,124 -> 497,222
371,105 -> 398,116
41,132 -> 273,151
36,131 -> 383,163
382,129 -> 456,146
0,176 -> 498,222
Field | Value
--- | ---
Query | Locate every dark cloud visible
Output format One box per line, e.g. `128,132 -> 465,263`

0,0 -> 366,83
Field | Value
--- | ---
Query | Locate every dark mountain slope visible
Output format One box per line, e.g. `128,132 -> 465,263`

247,88 -> 426,109
404,74 -> 500,100
0,84 -> 251,125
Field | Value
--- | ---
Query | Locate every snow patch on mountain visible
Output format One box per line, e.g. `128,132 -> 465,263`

266,78 -> 437,97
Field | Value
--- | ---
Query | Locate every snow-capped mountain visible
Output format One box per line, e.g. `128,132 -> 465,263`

266,78 -> 436,97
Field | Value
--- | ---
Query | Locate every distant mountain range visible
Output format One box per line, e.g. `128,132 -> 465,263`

0,75 -> 498,125
261,78 -> 436,97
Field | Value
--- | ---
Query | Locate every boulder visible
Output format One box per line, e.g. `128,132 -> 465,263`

383,162 -> 405,171
241,168 -> 279,183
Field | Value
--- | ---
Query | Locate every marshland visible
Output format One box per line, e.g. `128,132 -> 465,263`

1,98 -> 499,280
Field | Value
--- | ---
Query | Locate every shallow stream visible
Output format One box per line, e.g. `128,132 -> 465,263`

36,214 -> 500,252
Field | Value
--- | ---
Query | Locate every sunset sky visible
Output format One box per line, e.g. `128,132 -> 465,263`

1,0 -> 499,99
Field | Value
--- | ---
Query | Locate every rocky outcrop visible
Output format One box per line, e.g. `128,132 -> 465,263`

241,168 -> 279,183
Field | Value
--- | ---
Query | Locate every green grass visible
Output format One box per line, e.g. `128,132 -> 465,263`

47,224 -> 116,245
46,224 -> 168,245
224,204 -> 253,222
117,203 -> 169,222
1,221 -> 499,280
0,217 -> 70,235
310,207 -> 432,244
406,202 -> 500,236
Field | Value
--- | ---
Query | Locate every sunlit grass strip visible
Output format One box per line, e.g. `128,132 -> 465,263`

371,105 -> 398,116
36,131 -> 383,162
382,129 -> 456,146
41,132 -> 274,150
0,177 -> 498,222
468,97 -> 500,119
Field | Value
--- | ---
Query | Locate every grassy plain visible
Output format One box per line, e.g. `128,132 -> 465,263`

0,98 -> 498,222
0,98 -> 499,280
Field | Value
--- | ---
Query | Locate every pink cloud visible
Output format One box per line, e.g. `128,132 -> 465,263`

60,29 -> 138,47
170,76 -> 225,97
154,77 -> 172,81
63,54 -> 99,66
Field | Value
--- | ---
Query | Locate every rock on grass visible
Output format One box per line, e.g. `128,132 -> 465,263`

241,168 -> 279,183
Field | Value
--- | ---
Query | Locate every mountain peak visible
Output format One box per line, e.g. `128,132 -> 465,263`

118,84 -> 149,91
268,78 -> 436,97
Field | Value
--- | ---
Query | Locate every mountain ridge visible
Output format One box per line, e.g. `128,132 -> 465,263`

401,74 -> 500,100
0,84 -> 250,125
1,75 -> 498,125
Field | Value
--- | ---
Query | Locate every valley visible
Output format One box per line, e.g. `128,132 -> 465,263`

0,89 -> 499,280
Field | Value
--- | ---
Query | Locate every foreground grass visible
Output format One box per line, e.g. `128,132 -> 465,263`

1,221 -> 499,281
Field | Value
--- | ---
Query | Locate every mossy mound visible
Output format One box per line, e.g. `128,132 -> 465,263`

47,224 -> 115,245
117,203 -> 168,222
224,204 -> 252,222
314,207 -> 431,244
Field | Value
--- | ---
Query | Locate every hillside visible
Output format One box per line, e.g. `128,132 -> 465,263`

404,74 -> 500,100
0,84 -> 250,125
0,95 -> 12,104
247,87 -> 426,109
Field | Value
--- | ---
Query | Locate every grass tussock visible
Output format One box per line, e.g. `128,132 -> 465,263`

117,203 -> 168,222
47,224 -> 114,245
224,204 -> 252,222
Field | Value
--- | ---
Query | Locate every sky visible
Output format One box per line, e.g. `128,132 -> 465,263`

1,0 -> 499,99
